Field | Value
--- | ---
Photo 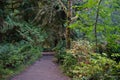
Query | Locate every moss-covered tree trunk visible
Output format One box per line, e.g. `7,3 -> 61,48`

66,0 -> 72,49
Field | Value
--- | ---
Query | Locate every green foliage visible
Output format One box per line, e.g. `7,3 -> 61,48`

62,53 -> 77,76
0,41 -> 42,79
55,49 -> 67,64
56,40 -> 120,80
58,51 -> 120,80
17,22 -> 46,45
1,0 -> 120,80
0,15 -> 45,80
70,55 -> 120,80
70,0 -> 120,61
0,16 -> 46,44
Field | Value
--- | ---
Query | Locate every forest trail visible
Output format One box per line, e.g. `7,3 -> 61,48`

11,52 -> 70,80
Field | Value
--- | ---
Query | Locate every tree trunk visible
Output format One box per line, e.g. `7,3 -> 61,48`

94,0 -> 102,51
66,0 -> 72,49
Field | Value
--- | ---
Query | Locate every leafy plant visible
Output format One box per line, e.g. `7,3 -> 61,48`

56,40 -> 120,80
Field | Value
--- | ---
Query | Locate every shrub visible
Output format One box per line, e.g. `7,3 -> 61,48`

61,52 -> 120,80
105,35 -> 120,62
0,41 -> 42,79
70,40 -> 93,54
71,54 -> 119,80
56,40 -> 120,80
1,42 -> 42,68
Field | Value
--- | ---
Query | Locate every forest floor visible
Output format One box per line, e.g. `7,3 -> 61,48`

11,52 -> 70,80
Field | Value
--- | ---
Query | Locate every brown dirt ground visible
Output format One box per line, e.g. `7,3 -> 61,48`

11,54 -> 70,80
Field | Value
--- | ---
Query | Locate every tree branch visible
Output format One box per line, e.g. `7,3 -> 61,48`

58,0 -> 67,14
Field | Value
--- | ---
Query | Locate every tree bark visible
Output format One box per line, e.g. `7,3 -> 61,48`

66,0 -> 72,49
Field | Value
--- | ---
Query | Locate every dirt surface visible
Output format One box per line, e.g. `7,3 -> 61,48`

11,55 -> 70,80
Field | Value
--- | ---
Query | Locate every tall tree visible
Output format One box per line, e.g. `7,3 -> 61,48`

66,0 -> 72,49
94,0 -> 102,51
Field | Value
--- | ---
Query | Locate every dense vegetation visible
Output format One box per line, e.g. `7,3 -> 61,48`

54,0 -> 120,80
0,0 -> 44,79
0,0 -> 120,80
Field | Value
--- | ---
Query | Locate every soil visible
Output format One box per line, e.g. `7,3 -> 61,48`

11,53 -> 70,80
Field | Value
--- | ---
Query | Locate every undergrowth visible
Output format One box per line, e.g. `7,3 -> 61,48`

55,40 -> 120,80
0,41 -> 42,80
0,17 -> 44,80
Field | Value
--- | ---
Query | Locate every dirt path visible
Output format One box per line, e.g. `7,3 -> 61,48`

11,54 -> 70,80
